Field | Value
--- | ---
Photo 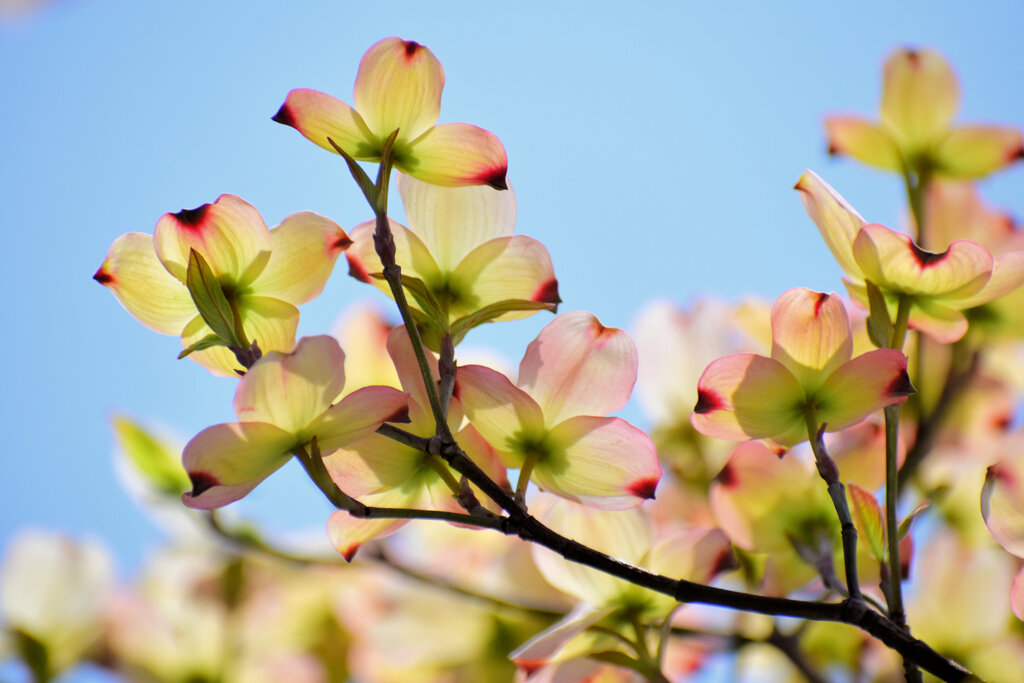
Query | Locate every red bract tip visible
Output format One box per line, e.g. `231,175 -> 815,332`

694,388 -> 724,414
341,543 -> 360,563
909,242 -> 949,267
172,204 -> 210,229
886,369 -> 916,398
715,462 -> 737,488
188,471 -> 220,497
531,278 -> 561,305
271,102 -> 296,128
478,166 -> 509,191
346,254 -> 372,283
813,291 -> 830,316
93,267 -> 114,285
331,233 -> 354,251
402,40 -> 421,57
627,476 -> 659,500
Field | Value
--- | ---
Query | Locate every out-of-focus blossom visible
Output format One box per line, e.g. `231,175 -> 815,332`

982,450 -> 1024,621
274,37 -> 508,189
107,549 -> 349,683
512,496 -> 733,678
0,531 -> 114,676
796,170 -> 1024,342
181,335 -> 408,509
458,312 -> 662,509
335,569 -> 544,683
692,288 -> 912,448
906,531 -> 1024,681
826,48 -> 1022,179
95,195 -> 351,375
346,175 -> 559,348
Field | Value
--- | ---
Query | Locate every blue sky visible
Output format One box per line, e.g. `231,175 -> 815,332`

1,0 -> 1023,677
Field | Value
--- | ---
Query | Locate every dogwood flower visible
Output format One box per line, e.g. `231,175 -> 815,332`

346,174 -> 559,346
692,288 -> 913,448
796,170 -> 1024,342
180,335 -> 408,509
273,37 -> 508,189
457,312 -> 662,509
826,48 -> 1022,179
95,194 -> 351,375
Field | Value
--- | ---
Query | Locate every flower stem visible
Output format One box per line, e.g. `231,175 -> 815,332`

805,410 -> 862,601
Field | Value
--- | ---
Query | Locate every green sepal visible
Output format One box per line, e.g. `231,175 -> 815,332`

865,279 -> 893,349
897,500 -> 930,541
177,334 -> 229,359
449,299 -> 558,346
185,249 -> 244,348
111,415 -> 190,497
369,272 -> 448,329
328,137 -> 378,208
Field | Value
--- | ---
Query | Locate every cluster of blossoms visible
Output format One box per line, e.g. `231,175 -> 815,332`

6,39 -> 1024,683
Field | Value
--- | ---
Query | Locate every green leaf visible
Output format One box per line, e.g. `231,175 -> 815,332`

327,137 -> 378,208
847,483 -> 886,561
449,299 -> 558,345
111,415 -> 190,497
898,500 -> 930,540
865,279 -> 893,349
177,334 -> 228,359
185,249 -> 243,348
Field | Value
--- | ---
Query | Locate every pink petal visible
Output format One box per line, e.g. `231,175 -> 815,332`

770,288 -> 853,390
95,232 -> 196,335
981,458 -> 1024,558
180,296 -> 299,377
691,353 -> 805,445
1011,568 -> 1024,621
815,349 -> 913,432
449,235 -> 559,320
344,218 -> 443,305
272,88 -> 374,159
824,116 -> 901,171
795,170 -> 866,278
880,48 -> 959,152
456,364 -> 546,468
539,416 -> 662,509
852,223 -> 993,298
234,335 -> 346,433
518,312 -> 637,425
326,486 -> 420,561
353,37 -> 444,145
324,432 -> 426,497
509,605 -> 613,672
385,325 -> 443,426
252,212 -> 351,305
153,194 -> 272,287
645,528 -> 736,584
906,298 -> 969,342
181,421 -> 295,509
403,122 -> 508,189
397,173 -> 516,271
956,251 -> 1024,308
308,384 -> 410,453
933,125 -> 1024,179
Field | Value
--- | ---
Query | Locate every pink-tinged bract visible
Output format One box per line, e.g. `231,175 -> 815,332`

97,196 -> 351,375
458,313 -> 661,508
692,288 -> 912,447
181,336 -> 408,509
